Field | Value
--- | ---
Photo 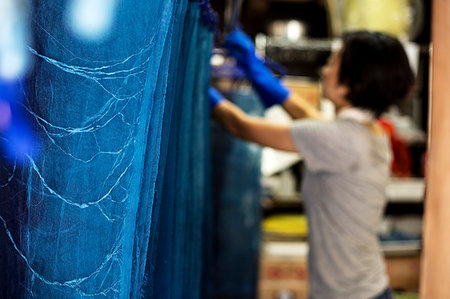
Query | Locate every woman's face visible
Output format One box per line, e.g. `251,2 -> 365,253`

321,49 -> 350,110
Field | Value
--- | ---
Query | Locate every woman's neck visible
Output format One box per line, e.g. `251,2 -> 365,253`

336,106 -> 384,136
335,103 -> 352,114
337,106 -> 375,124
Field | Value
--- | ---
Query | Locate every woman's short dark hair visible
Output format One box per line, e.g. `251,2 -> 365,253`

338,30 -> 415,117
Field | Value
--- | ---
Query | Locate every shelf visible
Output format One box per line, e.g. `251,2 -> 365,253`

381,240 -> 421,256
385,178 -> 425,203
266,177 -> 425,204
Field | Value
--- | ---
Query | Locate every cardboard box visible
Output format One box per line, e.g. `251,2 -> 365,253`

385,254 -> 421,292
283,78 -> 320,107
259,241 -> 421,297
259,242 -> 309,299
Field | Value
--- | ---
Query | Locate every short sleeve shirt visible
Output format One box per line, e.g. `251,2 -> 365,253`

290,119 -> 392,299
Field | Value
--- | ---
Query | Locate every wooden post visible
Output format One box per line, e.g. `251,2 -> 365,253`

420,0 -> 450,298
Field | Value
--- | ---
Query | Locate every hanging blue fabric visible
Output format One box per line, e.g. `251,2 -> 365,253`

210,87 -> 264,298
0,0 -> 216,298
140,1 -> 190,296
142,1 -> 215,298
200,0 -> 219,33
147,1 -> 214,298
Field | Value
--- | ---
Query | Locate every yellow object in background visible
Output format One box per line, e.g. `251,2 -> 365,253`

263,214 -> 308,237
343,0 -> 411,39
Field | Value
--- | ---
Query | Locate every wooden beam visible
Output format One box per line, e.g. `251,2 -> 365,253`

420,0 -> 450,298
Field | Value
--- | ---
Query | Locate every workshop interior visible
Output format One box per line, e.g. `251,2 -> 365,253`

0,0 -> 443,298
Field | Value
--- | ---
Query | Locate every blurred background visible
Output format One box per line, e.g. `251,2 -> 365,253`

210,0 -> 429,298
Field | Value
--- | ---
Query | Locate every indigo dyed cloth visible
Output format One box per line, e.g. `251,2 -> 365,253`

0,0 -> 214,298
142,1 -> 214,298
210,88 -> 264,298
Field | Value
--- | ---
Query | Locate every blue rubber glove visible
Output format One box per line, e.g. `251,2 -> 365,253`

223,29 -> 290,108
208,86 -> 225,110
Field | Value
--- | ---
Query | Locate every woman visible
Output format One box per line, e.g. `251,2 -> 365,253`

209,30 -> 414,299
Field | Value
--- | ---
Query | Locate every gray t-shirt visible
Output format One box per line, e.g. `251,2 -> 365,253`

290,119 -> 391,299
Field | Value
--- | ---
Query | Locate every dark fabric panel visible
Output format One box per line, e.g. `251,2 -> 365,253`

211,89 -> 264,299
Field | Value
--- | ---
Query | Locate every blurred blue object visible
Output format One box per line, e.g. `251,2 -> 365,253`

1,119 -> 39,163
0,99 -> 12,130
0,80 -> 17,132
223,29 -> 257,67
224,29 -> 290,107
0,78 -> 39,163
208,86 -> 225,109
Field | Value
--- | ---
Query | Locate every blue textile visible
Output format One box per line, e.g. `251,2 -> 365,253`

142,2 -> 213,298
0,0 -> 215,298
210,88 -> 264,298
